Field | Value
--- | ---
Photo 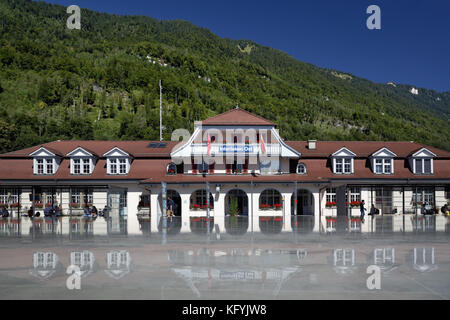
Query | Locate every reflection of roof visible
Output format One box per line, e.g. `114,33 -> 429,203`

413,264 -> 438,273
172,266 -> 299,297
29,269 -> 57,280
172,266 -> 299,282
105,268 -> 130,279
333,266 -> 358,275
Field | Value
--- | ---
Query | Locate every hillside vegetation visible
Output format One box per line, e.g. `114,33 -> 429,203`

0,0 -> 449,153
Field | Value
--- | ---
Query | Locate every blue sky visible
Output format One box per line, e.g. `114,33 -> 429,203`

43,0 -> 450,92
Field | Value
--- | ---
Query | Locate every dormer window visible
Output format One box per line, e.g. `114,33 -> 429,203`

35,158 -> 55,174
371,148 -> 396,175
103,147 -> 131,175
374,159 -> 392,174
410,148 -> 436,175
167,163 -> 177,175
331,147 -> 355,174
296,163 -> 306,174
30,147 -> 60,175
67,147 -> 96,175
108,158 -> 128,174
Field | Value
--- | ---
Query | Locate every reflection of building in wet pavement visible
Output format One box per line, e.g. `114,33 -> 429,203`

329,248 -> 357,275
70,251 -> 95,278
370,248 -> 398,273
168,248 -> 304,298
105,250 -> 131,279
29,252 -> 60,280
411,247 -> 438,272
0,218 -> 20,236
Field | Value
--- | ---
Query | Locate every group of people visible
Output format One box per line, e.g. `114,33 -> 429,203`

359,200 -> 450,222
23,203 -> 110,219
83,204 -> 99,218
25,203 -> 62,219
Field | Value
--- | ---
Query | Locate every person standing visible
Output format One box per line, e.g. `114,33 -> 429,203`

1,206 -> 9,218
91,206 -> 98,218
360,200 -> 367,223
167,197 -> 176,227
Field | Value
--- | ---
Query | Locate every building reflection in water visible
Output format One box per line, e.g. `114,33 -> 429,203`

70,251 -> 95,278
370,248 -> 398,274
167,248 -> 304,298
411,247 -> 438,273
29,252 -> 61,280
104,250 -> 131,279
329,248 -> 357,275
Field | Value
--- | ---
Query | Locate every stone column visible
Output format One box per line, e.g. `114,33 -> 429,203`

180,192 -> 191,233
150,192 -> 160,233
282,192 -> 292,232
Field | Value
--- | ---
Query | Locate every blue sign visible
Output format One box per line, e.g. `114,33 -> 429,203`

219,145 -> 254,153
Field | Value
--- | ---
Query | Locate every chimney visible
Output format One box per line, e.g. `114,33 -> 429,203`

308,140 -> 317,150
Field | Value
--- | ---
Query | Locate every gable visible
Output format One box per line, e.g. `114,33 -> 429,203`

103,147 -> 129,157
411,148 -> 436,158
331,147 -> 356,157
67,147 -> 94,157
372,147 -> 397,158
29,147 -> 56,157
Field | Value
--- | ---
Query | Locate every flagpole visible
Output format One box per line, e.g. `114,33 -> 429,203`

159,79 -> 162,141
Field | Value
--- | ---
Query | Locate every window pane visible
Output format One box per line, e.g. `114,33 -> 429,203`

344,159 -> 351,173
335,159 -> 343,173
376,164 -> 382,173
424,159 -> 431,173
416,159 -> 423,173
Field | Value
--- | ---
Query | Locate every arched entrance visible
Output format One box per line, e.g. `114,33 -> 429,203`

259,189 -> 283,235
291,189 -> 314,233
225,189 -> 249,235
158,189 -> 182,234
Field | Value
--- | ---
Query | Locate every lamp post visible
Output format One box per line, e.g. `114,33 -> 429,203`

161,181 -> 167,245
206,181 -> 210,242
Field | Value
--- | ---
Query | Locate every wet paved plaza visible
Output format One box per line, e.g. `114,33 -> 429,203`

0,231 -> 449,300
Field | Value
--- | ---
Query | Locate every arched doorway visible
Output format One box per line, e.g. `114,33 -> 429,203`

189,190 -> 214,235
158,189 -> 182,234
259,189 -> 283,235
225,189 -> 249,235
291,189 -> 314,233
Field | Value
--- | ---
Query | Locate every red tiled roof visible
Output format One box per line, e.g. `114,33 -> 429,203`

200,108 -> 276,126
140,158 -> 450,184
1,140 -> 181,158
0,159 -> 173,181
286,141 -> 450,158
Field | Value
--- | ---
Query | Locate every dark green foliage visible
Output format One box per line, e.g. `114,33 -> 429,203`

0,0 -> 449,153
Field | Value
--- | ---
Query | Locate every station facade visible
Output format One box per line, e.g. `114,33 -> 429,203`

0,108 -> 449,236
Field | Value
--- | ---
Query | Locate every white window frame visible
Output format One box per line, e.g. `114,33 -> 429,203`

373,157 -> 393,174
326,188 -> 336,203
118,158 -> 127,174
296,163 -> 306,174
349,187 -> 361,202
107,157 -> 129,175
333,157 -> 353,174
70,157 -> 93,175
413,158 -> 433,174
34,157 -> 56,175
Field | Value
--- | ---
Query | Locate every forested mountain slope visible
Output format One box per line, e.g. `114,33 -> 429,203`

0,0 -> 449,153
